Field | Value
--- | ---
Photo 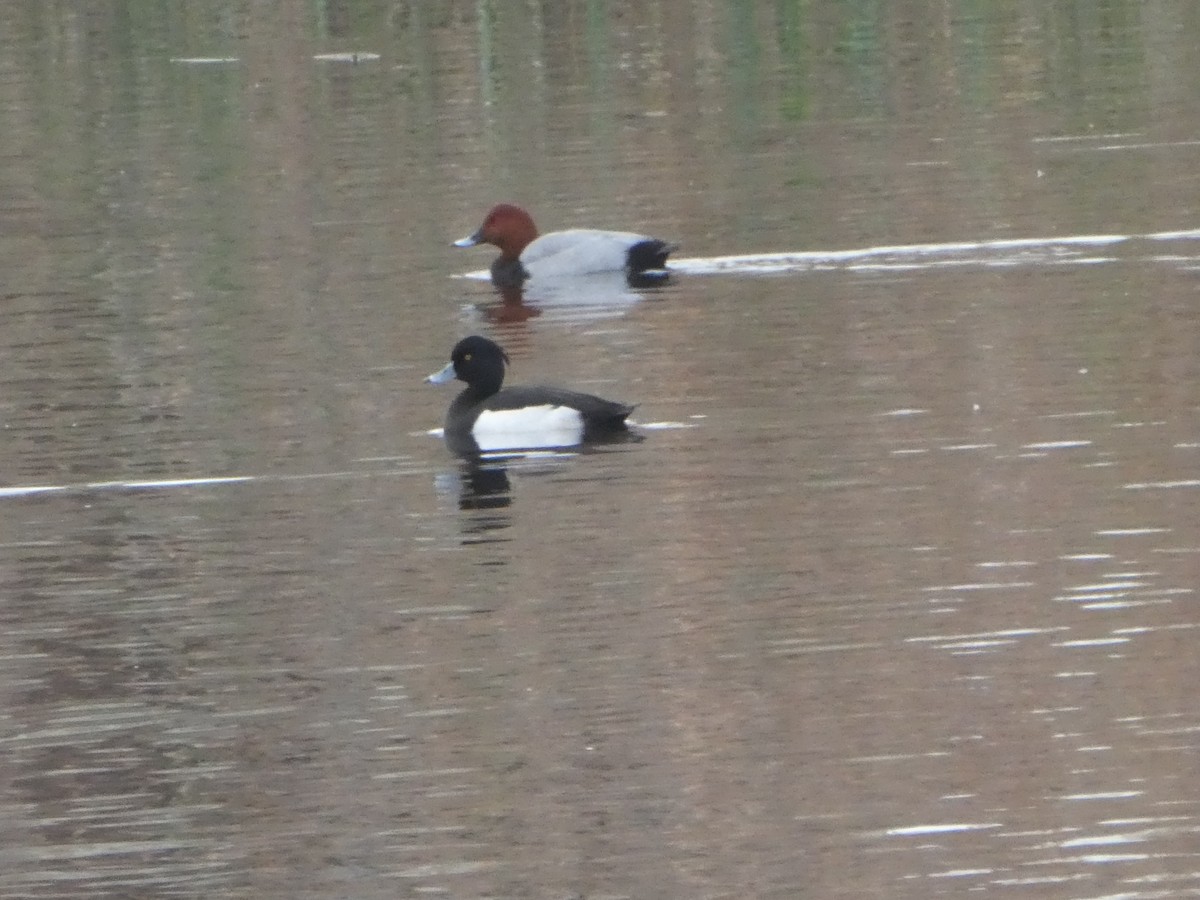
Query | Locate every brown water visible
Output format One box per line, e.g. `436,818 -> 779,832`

2,3 -> 1200,898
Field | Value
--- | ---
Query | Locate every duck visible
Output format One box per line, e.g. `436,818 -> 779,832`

453,203 -> 676,287
426,335 -> 635,454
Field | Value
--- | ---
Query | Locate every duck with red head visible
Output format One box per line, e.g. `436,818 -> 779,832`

454,203 -> 676,288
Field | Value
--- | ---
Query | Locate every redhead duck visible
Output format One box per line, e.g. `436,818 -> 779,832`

426,335 -> 635,454
453,203 -> 675,287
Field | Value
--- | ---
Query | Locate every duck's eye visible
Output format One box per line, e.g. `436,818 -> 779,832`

463,353 -> 472,362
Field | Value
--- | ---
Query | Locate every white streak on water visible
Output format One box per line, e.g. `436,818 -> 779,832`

1042,409 -> 1117,419
1150,227 -> 1200,240
846,751 -> 953,763
1075,601 -> 1166,611
1068,139 -> 1200,152
1125,479 -> 1200,490
1032,132 -> 1144,143
1101,816 -> 1191,825
1066,581 -> 1148,592
1021,440 -> 1093,450
1113,622 -> 1200,635
0,476 -> 254,498
0,485 -> 70,498
8,839 -> 212,860
906,627 -> 1068,643
928,868 -> 994,878
312,52 -> 381,62
768,641 -> 884,656
0,466 -> 451,501
921,582 -> 1036,592
1061,833 -> 1147,848
1056,791 -> 1144,801
636,421 -> 700,430
940,639 -> 1020,650
885,823 -> 1004,836
670,233 -> 1128,275
86,476 -> 255,491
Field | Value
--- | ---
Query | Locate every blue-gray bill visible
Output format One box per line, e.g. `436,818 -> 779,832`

425,362 -> 457,384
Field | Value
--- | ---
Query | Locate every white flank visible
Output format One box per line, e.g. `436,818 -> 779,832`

520,230 -> 647,277
473,406 -> 585,451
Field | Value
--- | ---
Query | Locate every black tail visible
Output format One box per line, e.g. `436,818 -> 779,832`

627,239 -> 676,274
583,403 -> 641,444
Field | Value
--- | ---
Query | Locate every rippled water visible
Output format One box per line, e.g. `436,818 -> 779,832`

2,3 -> 1199,898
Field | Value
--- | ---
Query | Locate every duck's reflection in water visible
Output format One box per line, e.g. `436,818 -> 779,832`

475,284 -> 542,325
464,272 -> 671,328
457,462 -> 511,512
435,438 -> 642,546
433,459 -> 513,544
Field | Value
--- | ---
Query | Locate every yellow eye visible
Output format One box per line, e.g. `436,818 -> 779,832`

463,353 -> 472,361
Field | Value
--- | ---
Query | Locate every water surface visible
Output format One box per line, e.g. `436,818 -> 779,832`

2,3 -> 1199,898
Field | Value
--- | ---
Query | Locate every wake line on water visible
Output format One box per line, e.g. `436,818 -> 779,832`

0,423 -> 692,500
456,225 -> 1200,281
0,476 -> 257,499
0,466 -> 436,500
669,226 -> 1200,276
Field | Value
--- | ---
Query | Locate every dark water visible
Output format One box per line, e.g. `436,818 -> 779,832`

2,3 -> 1199,898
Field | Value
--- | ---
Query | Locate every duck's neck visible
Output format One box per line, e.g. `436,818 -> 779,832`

491,257 -> 529,287
494,218 -> 537,261
447,379 -> 502,427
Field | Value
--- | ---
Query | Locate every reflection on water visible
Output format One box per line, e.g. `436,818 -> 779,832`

457,272 -> 667,327
3,1 -> 1200,898
454,462 -> 513,513
436,461 -> 514,544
